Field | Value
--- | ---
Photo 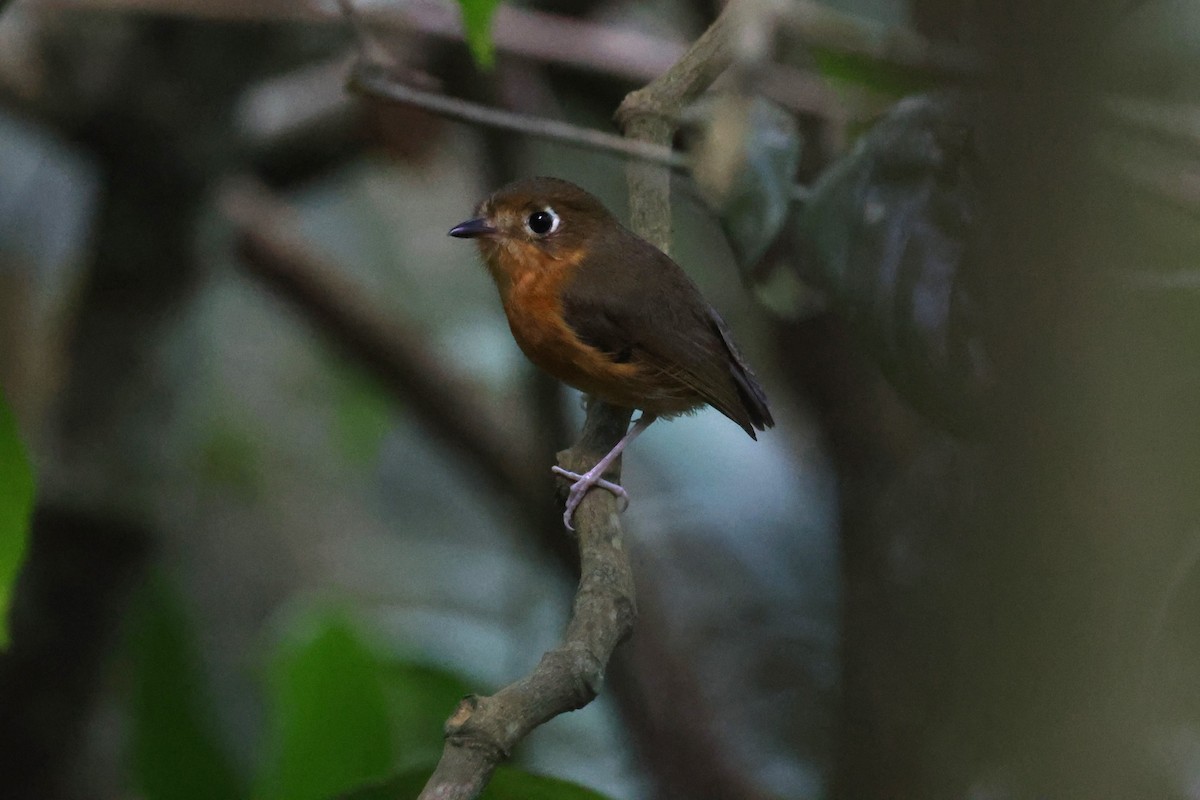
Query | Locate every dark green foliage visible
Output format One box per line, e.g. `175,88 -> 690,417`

0,393 -> 34,648
128,574 -> 247,800
487,767 -> 616,800
123,562 -> 616,800
339,765 -> 617,800
331,363 -> 394,466
456,0 -> 503,69
196,419 -> 264,498
812,48 -> 941,99
255,613 -> 399,800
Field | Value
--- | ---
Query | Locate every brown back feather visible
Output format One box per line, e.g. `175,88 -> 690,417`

560,223 -> 773,438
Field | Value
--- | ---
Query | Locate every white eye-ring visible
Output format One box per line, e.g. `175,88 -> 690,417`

525,207 -> 560,236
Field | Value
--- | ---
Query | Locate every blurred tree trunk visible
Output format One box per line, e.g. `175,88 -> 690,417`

778,3 -> 1200,797
0,18 -> 337,796
0,509 -> 149,798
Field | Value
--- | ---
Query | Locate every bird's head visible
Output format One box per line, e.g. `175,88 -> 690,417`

448,177 -> 617,285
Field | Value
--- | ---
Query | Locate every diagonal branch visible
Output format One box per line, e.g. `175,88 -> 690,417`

344,61 -> 811,207
418,404 -> 637,800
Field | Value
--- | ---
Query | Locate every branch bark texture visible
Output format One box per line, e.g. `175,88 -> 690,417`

615,2 -> 737,253
417,404 -> 637,800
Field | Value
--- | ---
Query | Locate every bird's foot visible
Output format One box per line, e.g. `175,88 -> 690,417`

551,465 -> 629,531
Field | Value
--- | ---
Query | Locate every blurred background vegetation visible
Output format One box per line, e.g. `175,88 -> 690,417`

1,0 -> 1199,798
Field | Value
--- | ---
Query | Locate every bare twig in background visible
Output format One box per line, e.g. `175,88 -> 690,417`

348,62 -> 686,171
418,405 -> 637,800
31,0 -> 825,111
33,0 -> 976,117
236,56 -> 823,205
618,2 -> 737,126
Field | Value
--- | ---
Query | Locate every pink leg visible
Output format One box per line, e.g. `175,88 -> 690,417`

551,413 -> 657,530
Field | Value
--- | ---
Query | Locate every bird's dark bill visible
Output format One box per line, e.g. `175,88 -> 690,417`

448,218 -> 497,238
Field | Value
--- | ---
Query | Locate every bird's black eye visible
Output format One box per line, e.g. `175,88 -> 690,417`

526,208 -> 559,236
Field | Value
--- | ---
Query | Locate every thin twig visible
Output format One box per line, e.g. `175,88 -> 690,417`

618,3 -> 738,127
348,62 -> 686,172
33,0 -> 982,110
346,61 -> 812,206
32,0 -> 833,115
419,404 -> 637,800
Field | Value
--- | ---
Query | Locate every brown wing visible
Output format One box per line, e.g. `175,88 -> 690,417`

560,226 -> 773,438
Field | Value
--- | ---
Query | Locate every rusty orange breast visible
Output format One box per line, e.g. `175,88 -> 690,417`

491,245 -> 642,403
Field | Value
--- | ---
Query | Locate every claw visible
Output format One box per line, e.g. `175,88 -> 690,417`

551,466 -> 629,530
550,413 -> 657,530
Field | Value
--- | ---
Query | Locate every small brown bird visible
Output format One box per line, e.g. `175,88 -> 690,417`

449,177 -> 773,529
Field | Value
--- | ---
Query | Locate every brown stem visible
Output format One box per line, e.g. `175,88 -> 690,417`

417,402 -> 637,800
615,3 -> 737,131
614,4 -> 738,254
0,507 -> 150,799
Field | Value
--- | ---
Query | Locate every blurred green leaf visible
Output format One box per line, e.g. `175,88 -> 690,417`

688,94 -> 802,270
335,766 -> 429,800
252,608 -> 614,800
382,660 -> 472,765
812,49 -> 938,99
487,766 -> 616,799
332,366 -> 393,466
196,419 -> 262,498
0,393 -> 34,649
256,613 -> 394,800
128,572 -> 246,800
338,765 -> 616,800
456,0 -> 501,69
